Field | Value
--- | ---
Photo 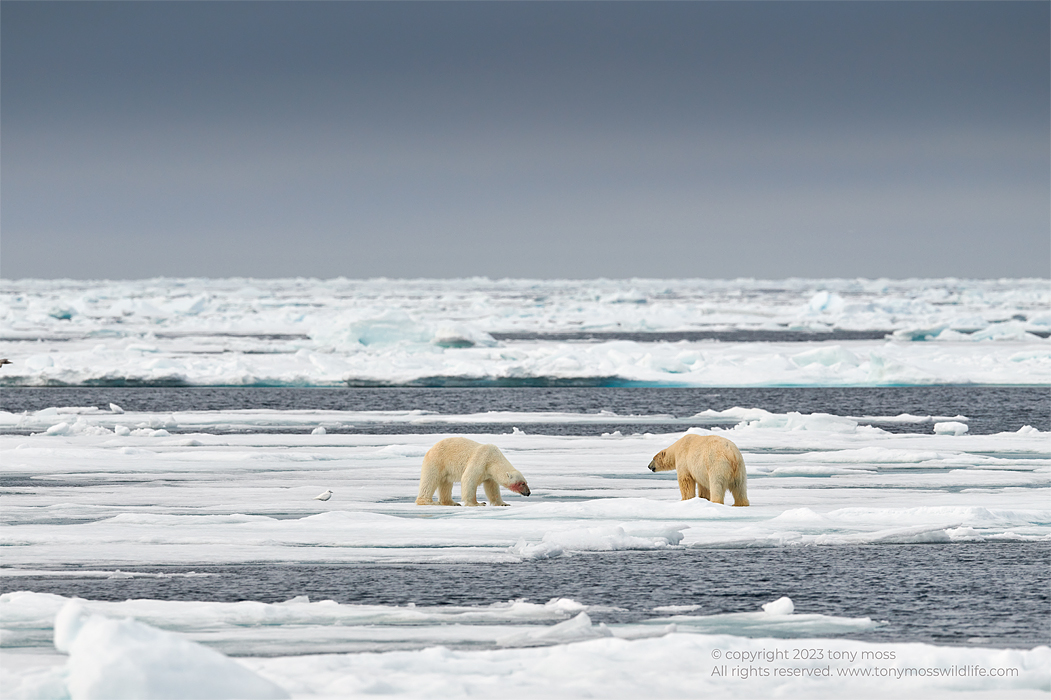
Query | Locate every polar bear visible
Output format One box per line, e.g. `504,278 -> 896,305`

416,437 -> 531,506
648,434 -> 749,506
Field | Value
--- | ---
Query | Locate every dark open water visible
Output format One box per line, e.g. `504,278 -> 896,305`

2,385 -> 1047,434
5,544 -> 1048,649
2,386 -> 1048,649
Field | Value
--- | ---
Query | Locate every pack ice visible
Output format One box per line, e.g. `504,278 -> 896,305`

0,278 -> 1047,387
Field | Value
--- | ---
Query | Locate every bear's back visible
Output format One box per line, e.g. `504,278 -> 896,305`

676,434 -> 743,465
426,436 -> 483,463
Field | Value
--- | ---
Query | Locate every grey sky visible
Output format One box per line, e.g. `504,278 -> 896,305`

2,1 -> 1048,280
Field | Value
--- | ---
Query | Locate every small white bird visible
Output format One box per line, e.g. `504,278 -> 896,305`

313,490 -> 333,501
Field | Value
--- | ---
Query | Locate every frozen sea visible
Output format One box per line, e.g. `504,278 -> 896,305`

1,278 -> 1049,700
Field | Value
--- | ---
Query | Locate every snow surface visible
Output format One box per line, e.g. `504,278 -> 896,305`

0,405 -> 974,434
1,278 -> 1048,386
50,601 -> 289,700
2,276 -> 1049,698
2,595 -> 1048,699
1,415 -> 1047,567
2,592 -> 880,657
2,407 -> 1049,697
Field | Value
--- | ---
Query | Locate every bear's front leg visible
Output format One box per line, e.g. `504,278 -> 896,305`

483,479 -> 508,506
460,488 -> 484,505
677,471 -> 697,500
460,461 -> 489,506
438,481 -> 459,506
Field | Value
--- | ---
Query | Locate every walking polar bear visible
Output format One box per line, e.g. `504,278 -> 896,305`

416,437 -> 531,506
648,434 -> 749,506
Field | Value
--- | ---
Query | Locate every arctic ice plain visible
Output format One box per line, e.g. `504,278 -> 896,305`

1,278 -> 1049,699
0,277 -> 1048,387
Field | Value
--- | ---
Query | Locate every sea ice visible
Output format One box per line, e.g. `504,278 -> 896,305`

933,421 -> 969,436
0,413 -> 1046,568
762,597 -> 796,615
1,278 -> 1047,387
12,591 -> 1045,700
0,403 -> 1048,699
53,601 -> 288,700
1,276 -> 1048,700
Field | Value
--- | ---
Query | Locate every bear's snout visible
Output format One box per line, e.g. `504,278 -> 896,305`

648,460 -> 657,472
509,482 -> 530,496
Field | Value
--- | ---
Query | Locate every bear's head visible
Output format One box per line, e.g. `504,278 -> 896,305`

504,472 -> 531,496
648,449 -> 673,472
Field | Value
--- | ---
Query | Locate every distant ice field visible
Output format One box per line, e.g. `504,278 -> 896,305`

1,277 -> 1048,387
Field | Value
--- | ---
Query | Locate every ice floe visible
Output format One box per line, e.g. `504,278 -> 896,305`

1,416 -> 1046,567
1,593 -> 1046,699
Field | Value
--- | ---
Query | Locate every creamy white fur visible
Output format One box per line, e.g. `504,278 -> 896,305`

416,437 -> 530,506
648,434 -> 749,506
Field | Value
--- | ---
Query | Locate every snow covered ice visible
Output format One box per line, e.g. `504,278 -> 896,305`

1,278 -> 1049,699
49,601 -> 288,700
2,417 -> 1047,566
2,410 -> 1048,698
0,277 -> 1047,387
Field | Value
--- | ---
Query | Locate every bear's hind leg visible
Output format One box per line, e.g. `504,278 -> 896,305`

706,469 -> 729,504
696,480 -> 711,502
729,478 -> 749,507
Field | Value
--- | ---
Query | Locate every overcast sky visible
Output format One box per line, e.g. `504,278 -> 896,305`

2,1 -> 1048,280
